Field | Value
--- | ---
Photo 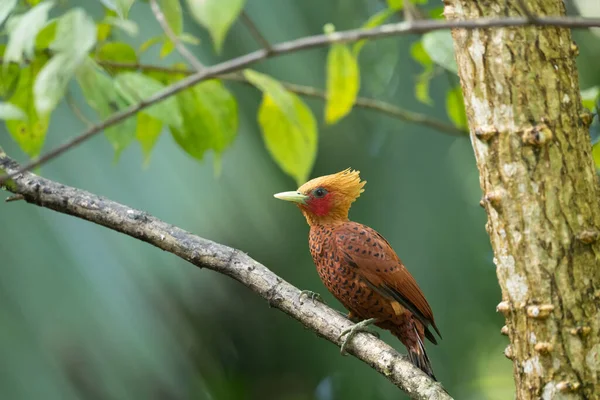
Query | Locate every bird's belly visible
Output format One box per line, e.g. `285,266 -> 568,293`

314,259 -> 405,323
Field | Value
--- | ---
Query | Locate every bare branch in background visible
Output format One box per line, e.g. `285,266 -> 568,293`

1,14 -> 600,184
149,0 -> 204,71
241,10 -> 273,52
0,151 -> 452,400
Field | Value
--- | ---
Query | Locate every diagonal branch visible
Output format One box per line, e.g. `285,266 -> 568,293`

0,150 -> 452,400
93,60 -> 466,136
149,0 -> 204,71
240,10 -> 273,52
1,14 -> 600,184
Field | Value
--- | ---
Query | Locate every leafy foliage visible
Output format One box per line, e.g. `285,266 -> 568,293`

171,80 -> 238,160
422,31 -> 457,74
581,87 -> 600,169
0,0 -> 470,181
3,1 -> 54,65
115,72 -> 183,129
185,0 -> 245,53
5,58 -> 50,157
0,0 -> 17,27
136,113 -> 163,165
352,8 -> 395,56
410,41 -> 434,105
244,69 -> 317,185
99,0 -> 135,19
76,59 -> 136,157
325,43 -> 360,124
0,103 -> 26,121
35,8 -> 97,114
446,85 -> 467,129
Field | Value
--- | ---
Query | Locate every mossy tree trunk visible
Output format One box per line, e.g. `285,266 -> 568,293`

445,0 -> 600,398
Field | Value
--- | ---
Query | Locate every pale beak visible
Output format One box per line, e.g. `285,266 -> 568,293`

273,191 -> 309,205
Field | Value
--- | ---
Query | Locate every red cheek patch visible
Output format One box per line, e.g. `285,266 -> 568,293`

309,194 -> 333,216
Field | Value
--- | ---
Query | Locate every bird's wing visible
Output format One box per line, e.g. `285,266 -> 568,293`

334,222 -> 441,342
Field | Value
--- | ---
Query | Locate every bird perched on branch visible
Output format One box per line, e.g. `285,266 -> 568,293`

274,168 -> 441,380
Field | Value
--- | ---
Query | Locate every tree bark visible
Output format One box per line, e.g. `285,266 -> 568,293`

445,1 -> 600,398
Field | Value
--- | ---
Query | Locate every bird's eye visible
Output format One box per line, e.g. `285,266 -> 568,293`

313,188 -> 327,198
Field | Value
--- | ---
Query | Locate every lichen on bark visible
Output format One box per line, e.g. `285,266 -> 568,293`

445,0 -> 600,398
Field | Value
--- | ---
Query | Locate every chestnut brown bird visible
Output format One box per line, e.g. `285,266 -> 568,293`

274,168 -> 441,379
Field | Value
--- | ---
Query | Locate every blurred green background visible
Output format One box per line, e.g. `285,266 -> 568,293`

2,0 -> 600,399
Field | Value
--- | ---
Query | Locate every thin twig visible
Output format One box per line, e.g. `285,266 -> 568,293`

0,152 -> 453,400
5,194 -> 24,202
149,0 -> 204,71
240,10 -> 273,52
1,15 -> 600,184
66,90 -> 93,127
95,60 -> 466,136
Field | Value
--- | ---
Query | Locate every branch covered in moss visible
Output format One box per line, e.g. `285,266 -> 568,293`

0,150 -> 452,400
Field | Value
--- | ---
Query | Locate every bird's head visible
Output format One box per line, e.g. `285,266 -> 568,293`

274,168 -> 366,225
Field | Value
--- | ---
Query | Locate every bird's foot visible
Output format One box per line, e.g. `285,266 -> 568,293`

299,290 -> 324,303
337,318 -> 380,355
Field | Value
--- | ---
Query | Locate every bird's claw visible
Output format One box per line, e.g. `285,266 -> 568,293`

337,318 -> 379,355
299,290 -> 324,303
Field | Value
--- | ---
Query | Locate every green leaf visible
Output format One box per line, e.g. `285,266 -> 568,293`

386,0 -> 403,10
159,38 -> 175,58
96,42 -> 137,73
325,44 -> 360,124
0,45 -> 20,98
422,30 -> 457,73
171,88 -> 211,159
99,0 -> 135,19
243,69 -> 300,128
352,8 -> 396,56
158,0 -> 182,35
180,32 -> 200,45
415,71 -> 433,105
97,22 -> 112,42
33,54 -> 74,114
242,70 -> 317,183
114,72 -> 183,128
185,0 -> 245,53
0,103 -> 27,121
593,142 -> 600,170
0,0 -> 17,27
411,41 -> 434,105
5,59 -> 50,157
189,80 -> 238,153
136,113 -> 163,165
4,1 -> 54,65
76,59 -> 136,157
446,85 -> 467,129
34,8 -> 96,115
50,9 -> 96,54
171,80 -> 238,160
581,86 -> 599,111
429,6 -> 445,19
102,16 -> 138,36
35,19 -> 56,50
411,40 -> 432,66
139,36 -> 163,53
258,93 -> 317,186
